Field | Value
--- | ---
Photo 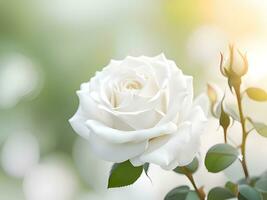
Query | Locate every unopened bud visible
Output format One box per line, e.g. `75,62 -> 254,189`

207,83 -> 219,117
220,45 -> 248,78
207,84 -> 217,104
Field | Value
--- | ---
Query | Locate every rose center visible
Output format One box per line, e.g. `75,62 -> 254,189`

124,80 -> 142,90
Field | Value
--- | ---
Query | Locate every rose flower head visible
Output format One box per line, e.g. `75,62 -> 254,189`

69,54 -> 208,170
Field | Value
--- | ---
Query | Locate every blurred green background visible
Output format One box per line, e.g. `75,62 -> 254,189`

1,0 -> 267,199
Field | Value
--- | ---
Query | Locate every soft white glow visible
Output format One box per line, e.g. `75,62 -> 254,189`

187,25 -> 227,66
36,0 -> 136,26
1,131 -> 40,178
246,46 -> 267,81
0,53 -> 42,108
114,25 -> 156,57
23,157 -> 78,200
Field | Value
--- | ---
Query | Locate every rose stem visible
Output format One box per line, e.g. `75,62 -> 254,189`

223,128 -> 228,144
234,83 -> 250,182
184,169 -> 205,200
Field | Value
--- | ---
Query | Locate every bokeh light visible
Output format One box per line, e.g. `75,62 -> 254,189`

1,131 -> 39,178
23,155 -> 79,200
0,53 -> 42,108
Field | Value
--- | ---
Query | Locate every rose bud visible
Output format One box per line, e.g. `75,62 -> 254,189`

220,45 -> 248,78
207,83 -> 218,117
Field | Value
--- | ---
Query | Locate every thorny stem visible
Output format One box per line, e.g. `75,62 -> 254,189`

234,84 -> 250,182
184,170 -> 205,200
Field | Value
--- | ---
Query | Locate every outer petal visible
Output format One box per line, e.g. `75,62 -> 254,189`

130,122 -> 193,168
164,137 -> 201,170
130,135 -> 173,167
88,134 -> 148,163
187,106 -> 207,134
193,93 -> 209,116
101,107 -> 163,130
157,72 -> 189,125
77,90 -> 112,126
176,76 -> 194,122
140,53 -> 167,64
86,120 -> 177,143
69,107 -> 90,139
131,105 -> 207,170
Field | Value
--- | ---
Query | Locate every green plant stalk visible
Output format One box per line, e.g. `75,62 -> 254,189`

184,169 -> 205,200
234,84 -> 250,181
223,128 -> 228,144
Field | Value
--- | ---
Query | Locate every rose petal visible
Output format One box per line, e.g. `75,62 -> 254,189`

193,93 -> 209,116
176,76 -> 194,122
164,137 -> 201,170
77,88 -> 135,132
77,90 -> 112,126
113,89 -> 162,112
130,122 -> 193,168
130,135 -> 172,167
69,107 -> 90,139
140,53 -> 167,63
86,120 -> 177,143
99,91 -> 164,129
89,134 -> 148,163
157,73 -> 189,125
101,106 -> 163,130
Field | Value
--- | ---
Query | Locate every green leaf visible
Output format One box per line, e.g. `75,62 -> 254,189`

164,186 -> 190,200
246,87 -> 267,102
238,176 -> 260,186
257,174 -> 267,200
208,187 -> 236,200
260,171 -> 267,179
255,178 -> 267,194
205,143 -> 239,173
143,163 -> 151,181
238,185 -> 262,200
173,157 -> 199,175
249,119 -> 267,138
225,181 -> 239,195
262,193 -> 267,200
164,186 -> 199,200
108,160 -> 143,188
143,163 -> 149,175
186,191 -> 200,200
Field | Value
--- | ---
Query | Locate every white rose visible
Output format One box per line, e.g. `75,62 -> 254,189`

69,54 -> 208,170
